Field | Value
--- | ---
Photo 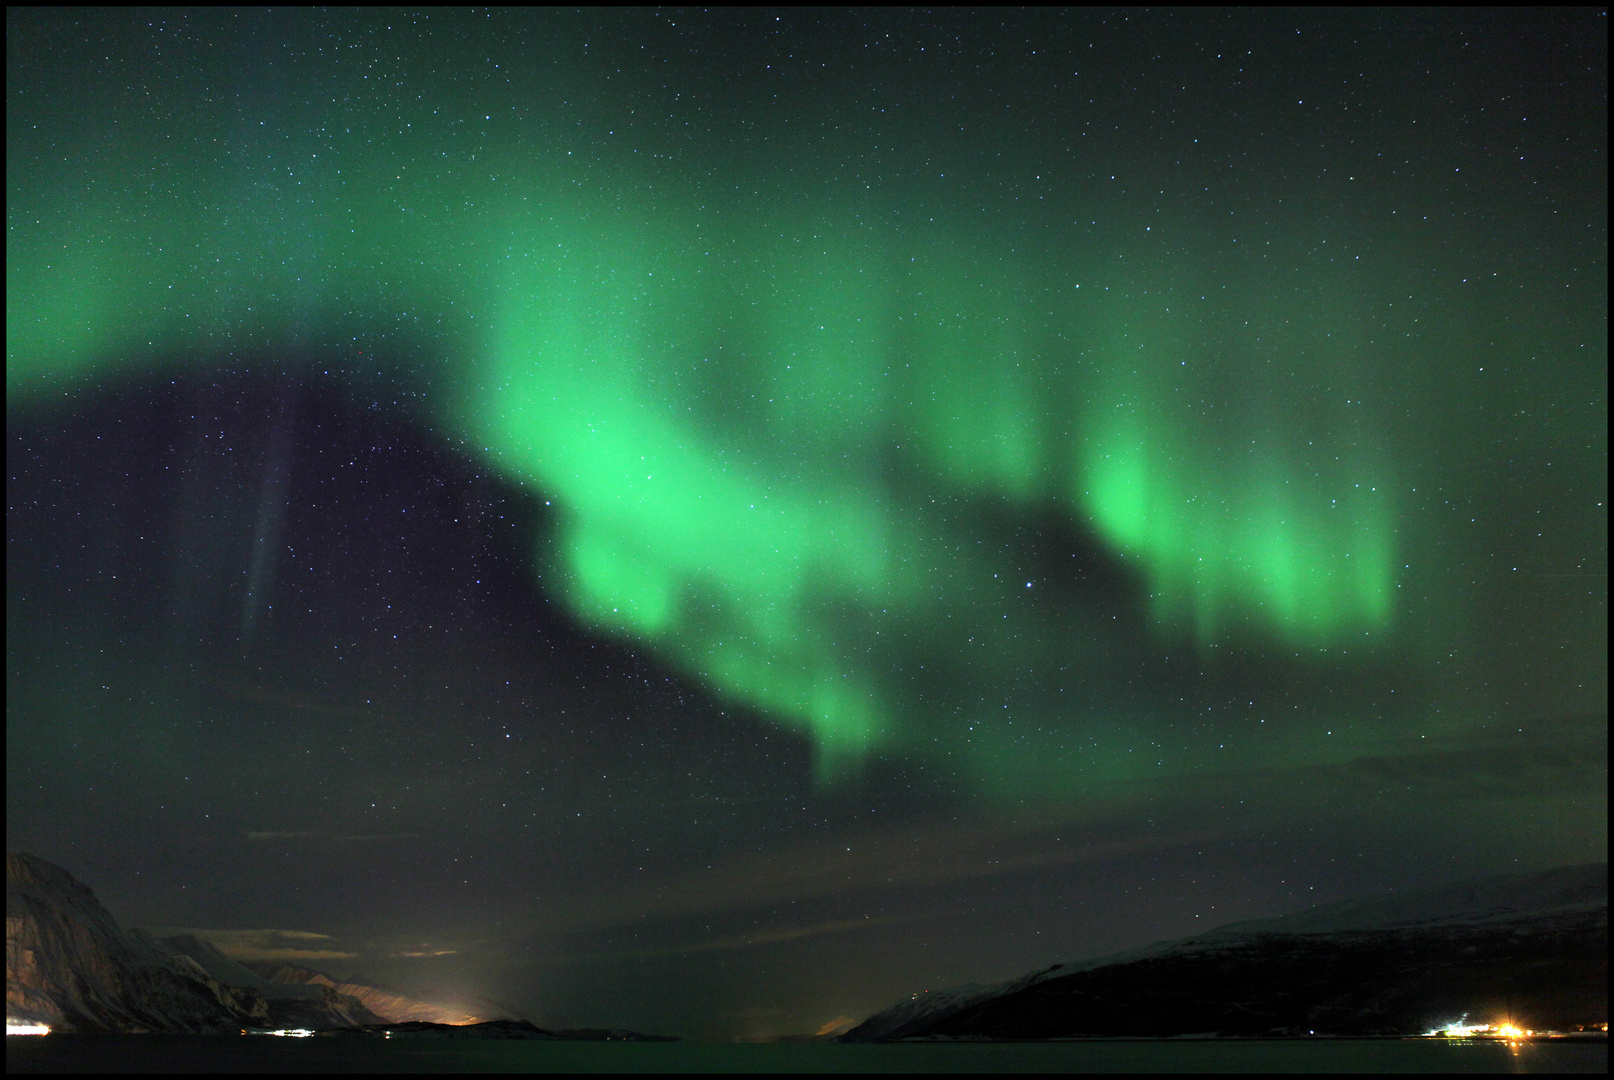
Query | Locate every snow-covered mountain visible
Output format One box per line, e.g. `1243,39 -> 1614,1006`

1192,861 -> 1608,939
843,863 -> 1608,1040
835,982 -> 1003,1042
149,936 -> 387,1029
238,961 -> 490,1026
5,852 -> 677,1037
5,851 -> 399,1033
6,851 -> 268,1033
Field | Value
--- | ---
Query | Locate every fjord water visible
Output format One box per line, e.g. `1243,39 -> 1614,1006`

7,1036 -> 1606,1073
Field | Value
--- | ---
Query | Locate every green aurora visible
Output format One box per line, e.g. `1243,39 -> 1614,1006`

8,10 -> 1603,794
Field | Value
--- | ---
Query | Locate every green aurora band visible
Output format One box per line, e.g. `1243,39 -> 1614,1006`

9,15 -> 1598,794
474,200 -> 1397,775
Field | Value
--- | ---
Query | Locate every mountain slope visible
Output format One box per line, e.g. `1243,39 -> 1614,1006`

836,982 -> 1006,1042
150,936 -> 387,1029
239,961 -> 491,1025
5,851 -> 268,1033
844,863 -> 1608,1041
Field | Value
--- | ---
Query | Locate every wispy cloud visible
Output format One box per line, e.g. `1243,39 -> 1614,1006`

816,1015 -> 857,1037
1303,741 -> 1607,799
555,911 -> 945,965
548,819 -> 1211,936
535,729 -> 1585,944
155,927 -> 359,962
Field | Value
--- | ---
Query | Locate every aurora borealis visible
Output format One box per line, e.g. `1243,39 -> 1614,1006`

7,8 -> 1605,1039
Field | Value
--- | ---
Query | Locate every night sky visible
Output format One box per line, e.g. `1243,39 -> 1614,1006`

6,8 -> 1606,1039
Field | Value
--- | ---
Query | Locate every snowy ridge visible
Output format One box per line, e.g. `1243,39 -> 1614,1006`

1023,862 -> 1608,987
844,863 -> 1608,1041
147,936 -> 388,1028
6,851 -> 269,1032
7,851 -> 386,1032
837,981 -> 1003,1042
239,961 -> 490,1025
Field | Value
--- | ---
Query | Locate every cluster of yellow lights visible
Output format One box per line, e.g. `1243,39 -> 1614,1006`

7,1020 -> 52,1036
1426,1018 -> 1532,1039
243,1027 -> 315,1037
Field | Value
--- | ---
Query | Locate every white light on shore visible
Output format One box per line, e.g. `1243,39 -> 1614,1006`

1425,1016 -> 1534,1039
7,1020 -> 52,1035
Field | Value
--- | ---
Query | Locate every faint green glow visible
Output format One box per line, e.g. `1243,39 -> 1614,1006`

1069,309 -> 1397,647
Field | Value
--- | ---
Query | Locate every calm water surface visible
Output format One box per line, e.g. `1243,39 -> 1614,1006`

7,1035 -> 1608,1073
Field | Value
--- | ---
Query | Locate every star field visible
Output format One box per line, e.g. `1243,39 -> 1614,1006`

6,8 -> 1605,1038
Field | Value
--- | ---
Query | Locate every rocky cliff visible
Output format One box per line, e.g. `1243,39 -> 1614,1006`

6,851 -> 267,1033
